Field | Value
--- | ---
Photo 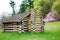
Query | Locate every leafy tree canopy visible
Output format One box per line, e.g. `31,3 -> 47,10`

18,0 -> 34,13
34,0 -> 55,17
52,0 -> 60,14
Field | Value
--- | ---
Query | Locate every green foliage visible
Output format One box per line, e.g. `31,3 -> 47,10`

34,0 -> 41,9
10,0 -> 16,15
28,0 -> 34,8
52,0 -> 60,14
18,0 -> 34,13
34,0 -> 56,17
39,0 -> 55,17
18,2 -> 27,13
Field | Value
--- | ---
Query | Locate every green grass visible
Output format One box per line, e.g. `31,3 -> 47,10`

0,21 -> 60,40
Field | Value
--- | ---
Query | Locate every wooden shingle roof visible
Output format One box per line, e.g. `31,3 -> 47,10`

2,12 -> 30,23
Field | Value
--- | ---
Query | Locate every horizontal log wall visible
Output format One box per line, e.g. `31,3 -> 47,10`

22,18 -> 29,32
3,25 -> 22,32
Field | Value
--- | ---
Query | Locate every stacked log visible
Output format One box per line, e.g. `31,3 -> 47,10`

3,25 -> 19,32
18,25 -> 22,33
22,20 -> 28,32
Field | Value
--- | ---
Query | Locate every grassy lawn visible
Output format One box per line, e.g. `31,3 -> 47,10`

0,21 -> 60,40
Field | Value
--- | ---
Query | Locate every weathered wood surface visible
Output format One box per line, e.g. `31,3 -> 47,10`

30,9 -> 44,32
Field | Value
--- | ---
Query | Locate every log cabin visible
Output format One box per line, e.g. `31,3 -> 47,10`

2,9 -> 44,33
